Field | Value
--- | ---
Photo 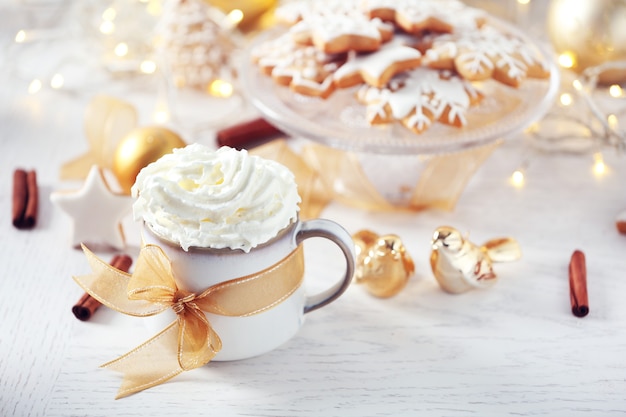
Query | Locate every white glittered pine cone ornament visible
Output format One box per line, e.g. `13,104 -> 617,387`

157,0 -> 238,92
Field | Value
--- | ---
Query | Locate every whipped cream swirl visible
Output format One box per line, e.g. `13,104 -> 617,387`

131,144 -> 301,252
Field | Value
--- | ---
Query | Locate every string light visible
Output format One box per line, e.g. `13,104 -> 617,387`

558,51 -> 576,69
208,79 -> 234,98
99,20 -> 115,34
609,84 -> 623,98
15,30 -> 26,43
102,7 -> 117,21
227,9 -> 244,25
510,169 -> 525,188
28,79 -> 42,94
140,60 -> 157,74
50,73 -> 64,89
146,0 -> 162,15
114,42 -> 129,57
593,152 -> 607,176
560,93 -> 574,106
153,102 -> 170,124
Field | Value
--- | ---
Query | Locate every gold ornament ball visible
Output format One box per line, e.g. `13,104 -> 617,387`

113,126 -> 186,194
547,0 -> 626,82
207,0 -> 277,31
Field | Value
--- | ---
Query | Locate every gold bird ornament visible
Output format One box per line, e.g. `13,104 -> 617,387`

353,230 -> 415,298
430,226 -> 521,294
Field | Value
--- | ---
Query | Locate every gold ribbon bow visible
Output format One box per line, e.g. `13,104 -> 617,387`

74,243 -> 304,399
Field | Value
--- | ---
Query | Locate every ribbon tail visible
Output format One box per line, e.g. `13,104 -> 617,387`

102,321 -> 184,399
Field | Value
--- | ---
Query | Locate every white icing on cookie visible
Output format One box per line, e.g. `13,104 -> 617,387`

252,33 -> 344,97
333,42 -> 422,87
357,67 -> 481,132
364,0 -> 485,33
276,0 -> 393,53
424,25 -> 549,85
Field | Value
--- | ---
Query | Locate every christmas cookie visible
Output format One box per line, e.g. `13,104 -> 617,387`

423,25 -> 550,87
356,68 -> 483,133
365,0 -> 485,34
276,0 -> 394,54
251,33 -> 345,98
333,40 -> 422,88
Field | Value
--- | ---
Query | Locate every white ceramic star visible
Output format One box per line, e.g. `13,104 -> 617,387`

51,165 -> 132,250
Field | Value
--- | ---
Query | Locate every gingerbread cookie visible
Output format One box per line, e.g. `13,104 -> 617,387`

333,40 -> 422,88
365,0 -> 485,35
252,33 -> 345,98
276,0 -> 394,54
423,25 -> 550,87
356,68 -> 483,133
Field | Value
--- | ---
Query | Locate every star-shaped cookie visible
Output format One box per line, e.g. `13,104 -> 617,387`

51,165 -> 132,250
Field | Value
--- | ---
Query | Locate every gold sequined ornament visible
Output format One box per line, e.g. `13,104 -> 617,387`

430,226 -> 521,294
547,0 -> 626,83
353,230 -> 415,298
112,127 -> 187,194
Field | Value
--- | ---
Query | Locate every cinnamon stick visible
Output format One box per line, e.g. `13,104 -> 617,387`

12,168 -> 38,229
569,249 -> 589,318
72,254 -> 133,321
216,118 -> 285,150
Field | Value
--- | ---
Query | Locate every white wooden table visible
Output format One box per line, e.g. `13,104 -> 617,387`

2,2 -> 626,416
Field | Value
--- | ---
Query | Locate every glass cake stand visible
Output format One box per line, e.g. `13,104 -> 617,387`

241,17 -> 560,156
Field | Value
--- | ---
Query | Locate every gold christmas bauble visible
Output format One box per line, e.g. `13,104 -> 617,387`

547,0 -> 626,81
206,0 -> 277,31
113,126 -> 186,194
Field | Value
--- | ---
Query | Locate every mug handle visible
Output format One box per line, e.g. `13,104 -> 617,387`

296,219 -> 356,314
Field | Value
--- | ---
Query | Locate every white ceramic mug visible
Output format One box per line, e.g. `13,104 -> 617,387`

141,218 -> 355,361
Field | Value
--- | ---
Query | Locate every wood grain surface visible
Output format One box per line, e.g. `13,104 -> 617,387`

1,3 -> 626,416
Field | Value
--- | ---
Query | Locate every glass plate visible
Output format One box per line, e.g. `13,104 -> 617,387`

241,17 -> 560,155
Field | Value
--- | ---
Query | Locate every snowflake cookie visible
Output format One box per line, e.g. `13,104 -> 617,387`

251,33 -> 346,98
423,25 -> 551,87
356,68 -> 483,134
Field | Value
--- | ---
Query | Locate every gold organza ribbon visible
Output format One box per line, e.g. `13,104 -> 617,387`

74,243 -> 304,399
252,140 -> 500,216
61,95 -> 137,179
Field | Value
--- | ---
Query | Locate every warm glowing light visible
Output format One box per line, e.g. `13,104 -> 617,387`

572,79 -> 583,91
511,170 -> 525,187
114,42 -> 129,57
227,9 -> 244,25
609,84 -> 623,98
28,79 -> 42,94
558,51 -> 576,69
102,7 -> 117,21
50,73 -> 64,89
608,114 -> 619,129
517,0 -> 530,5
560,93 -> 573,106
140,60 -> 157,74
209,79 -> 234,98
593,153 -> 606,176
146,0 -> 162,15
153,102 -> 170,124
15,30 -> 26,43
100,20 -> 115,34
